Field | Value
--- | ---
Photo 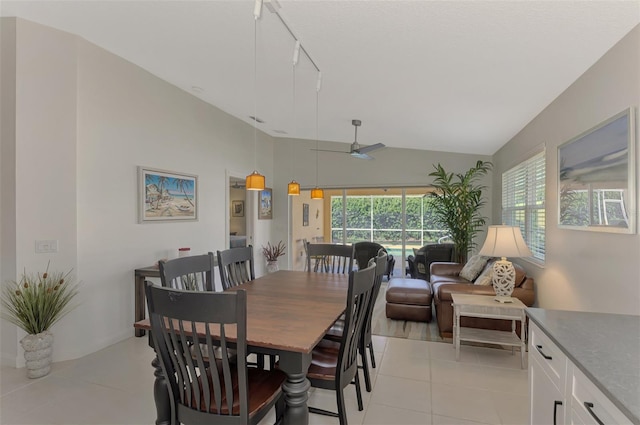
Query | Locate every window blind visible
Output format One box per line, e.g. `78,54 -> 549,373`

502,152 -> 546,262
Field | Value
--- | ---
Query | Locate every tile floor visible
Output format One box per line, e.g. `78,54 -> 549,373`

1,335 -> 529,425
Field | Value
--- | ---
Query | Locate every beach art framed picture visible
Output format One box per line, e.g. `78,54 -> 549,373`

138,167 -> 198,223
258,188 -> 273,220
558,107 -> 636,234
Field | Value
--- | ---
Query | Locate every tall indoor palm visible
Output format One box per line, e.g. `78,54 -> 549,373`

429,160 -> 493,264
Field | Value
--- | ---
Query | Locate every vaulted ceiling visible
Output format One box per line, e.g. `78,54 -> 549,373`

2,1 -> 639,155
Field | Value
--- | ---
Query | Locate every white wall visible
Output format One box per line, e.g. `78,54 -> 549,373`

492,25 -> 640,315
271,137 -> 494,270
1,18 -> 275,365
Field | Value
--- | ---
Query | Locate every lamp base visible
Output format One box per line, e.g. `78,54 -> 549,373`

494,295 -> 514,303
491,258 -> 516,299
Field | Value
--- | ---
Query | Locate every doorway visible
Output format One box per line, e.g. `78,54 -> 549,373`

228,176 -> 248,249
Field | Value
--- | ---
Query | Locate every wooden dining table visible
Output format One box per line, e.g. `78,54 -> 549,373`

134,269 -> 350,425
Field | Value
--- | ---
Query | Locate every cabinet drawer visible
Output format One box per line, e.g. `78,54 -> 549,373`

529,321 -> 567,391
571,365 -> 631,425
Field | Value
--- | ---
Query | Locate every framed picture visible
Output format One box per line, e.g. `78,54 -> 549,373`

232,200 -> 244,217
303,203 -> 309,226
558,107 -> 636,233
138,167 -> 198,223
258,188 -> 272,220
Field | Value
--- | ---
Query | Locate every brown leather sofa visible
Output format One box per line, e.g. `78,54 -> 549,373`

431,259 -> 534,338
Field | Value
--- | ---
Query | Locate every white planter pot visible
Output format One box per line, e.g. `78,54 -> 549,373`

20,331 -> 53,378
266,261 -> 279,273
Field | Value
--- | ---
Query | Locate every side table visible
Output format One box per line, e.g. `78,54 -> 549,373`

452,293 -> 527,368
134,265 -> 160,337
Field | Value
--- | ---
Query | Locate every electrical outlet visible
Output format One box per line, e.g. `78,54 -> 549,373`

35,240 -> 58,253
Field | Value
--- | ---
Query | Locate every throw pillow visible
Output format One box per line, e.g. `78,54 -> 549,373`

475,266 -> 493,285
459,255 -> 490,281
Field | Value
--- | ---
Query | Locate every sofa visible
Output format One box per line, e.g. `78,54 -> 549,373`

430,259 -> 535,338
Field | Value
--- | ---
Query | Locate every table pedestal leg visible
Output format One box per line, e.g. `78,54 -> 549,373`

278,352 -> 312,425
152,355 -> 171,425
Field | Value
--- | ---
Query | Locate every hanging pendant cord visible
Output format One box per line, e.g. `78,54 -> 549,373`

291,63 -> 296,178
253,17 -> 258,171
315,89 -> 319,187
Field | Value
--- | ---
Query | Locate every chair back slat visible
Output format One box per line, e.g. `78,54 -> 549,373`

158,254 -> 216,291
306,243 -> 354,274
362,250 -> 387,350
145,284 -> 250,422
336,262 -> 376,389
217,246 -> 256,290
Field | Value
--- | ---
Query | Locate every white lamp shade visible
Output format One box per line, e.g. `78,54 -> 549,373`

478,225 -> 533,258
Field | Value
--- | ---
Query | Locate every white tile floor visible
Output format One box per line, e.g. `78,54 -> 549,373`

1,335 -> 529,425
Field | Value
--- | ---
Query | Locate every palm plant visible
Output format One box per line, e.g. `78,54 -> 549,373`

429,160 -> 493,264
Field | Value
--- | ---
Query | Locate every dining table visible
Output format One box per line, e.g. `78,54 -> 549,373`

134,269 -> 350,425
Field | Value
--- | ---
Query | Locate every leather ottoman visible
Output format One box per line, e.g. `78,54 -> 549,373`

385,278 -> 432,322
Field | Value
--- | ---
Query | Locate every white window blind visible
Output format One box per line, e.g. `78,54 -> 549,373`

502,152 -> 546,262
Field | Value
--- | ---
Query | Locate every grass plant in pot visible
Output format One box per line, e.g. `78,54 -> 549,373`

429,160 -> 493,264
1,263 -> 79,378
262,241 -> 286,273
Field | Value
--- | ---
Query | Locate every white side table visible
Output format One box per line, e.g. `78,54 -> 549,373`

452,293 -> 527,368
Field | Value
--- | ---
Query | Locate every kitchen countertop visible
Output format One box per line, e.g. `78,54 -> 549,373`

526,308 -> 640,424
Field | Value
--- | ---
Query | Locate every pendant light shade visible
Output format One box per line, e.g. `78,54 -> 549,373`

287,180 -> 300,196
246,170 -> 265,191
311,187 -> 324,199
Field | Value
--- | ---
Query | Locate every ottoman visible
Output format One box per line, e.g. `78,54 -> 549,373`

385,278 -> 433,322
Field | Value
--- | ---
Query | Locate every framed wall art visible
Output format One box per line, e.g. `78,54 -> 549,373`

138,167 -> 198,223
558,107 -> 636,234
303,203 -> 309,226
258,188 -> 273,220
232,200 -> 244,217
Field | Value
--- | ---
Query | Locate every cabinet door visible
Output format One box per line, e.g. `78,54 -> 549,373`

531,355 -> 565,425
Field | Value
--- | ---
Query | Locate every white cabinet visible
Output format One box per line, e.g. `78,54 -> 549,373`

569,366 -> 631,425
529,321 -> 568,424
529,321 -> 631,425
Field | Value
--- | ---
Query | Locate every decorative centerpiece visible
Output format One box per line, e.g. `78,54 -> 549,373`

262,241 -> 286,273
1,262 -> 79,378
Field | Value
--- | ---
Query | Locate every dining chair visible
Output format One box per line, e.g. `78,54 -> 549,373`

145,283 -> 286,425
216,246 -> 255,290
324,249 -> 388,392
306,242 -> 354,274
158,253 -> 216,291
305,262 -> 377,425
216,245 -> 274,370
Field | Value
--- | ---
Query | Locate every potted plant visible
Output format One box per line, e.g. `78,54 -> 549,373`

1,262 -> 79,378
262,241 -> 286,273
429,160 -> 493,264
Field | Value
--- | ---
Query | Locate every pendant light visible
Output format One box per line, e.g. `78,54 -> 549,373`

311,72 -> 324,200
246,0 -> 265,191
287,41 -> 300,196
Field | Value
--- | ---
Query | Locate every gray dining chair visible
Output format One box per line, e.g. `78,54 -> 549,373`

158,253 -> 216,291
145,283 -> 286,425
305,262 -> 377,424
324,249 -> 388,392
217,246 -> 255,290
306,242 -> 354,274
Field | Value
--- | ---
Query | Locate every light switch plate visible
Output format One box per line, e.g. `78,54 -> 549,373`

35,240 -> 58,253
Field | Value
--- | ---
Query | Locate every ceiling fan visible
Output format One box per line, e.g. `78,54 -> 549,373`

313,119 -> 386,160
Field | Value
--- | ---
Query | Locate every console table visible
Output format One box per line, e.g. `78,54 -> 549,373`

134,265 -> 160,337
452,293 -> 527,368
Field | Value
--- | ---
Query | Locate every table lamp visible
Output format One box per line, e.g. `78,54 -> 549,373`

478,225 -> 532,303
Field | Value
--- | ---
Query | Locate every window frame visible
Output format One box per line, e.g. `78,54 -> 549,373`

502,151 -> 546,264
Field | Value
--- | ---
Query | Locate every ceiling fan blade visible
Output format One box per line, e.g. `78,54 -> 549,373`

357,143 -> 386,154
351,152 -> 374,160
311,148 -> 350,154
